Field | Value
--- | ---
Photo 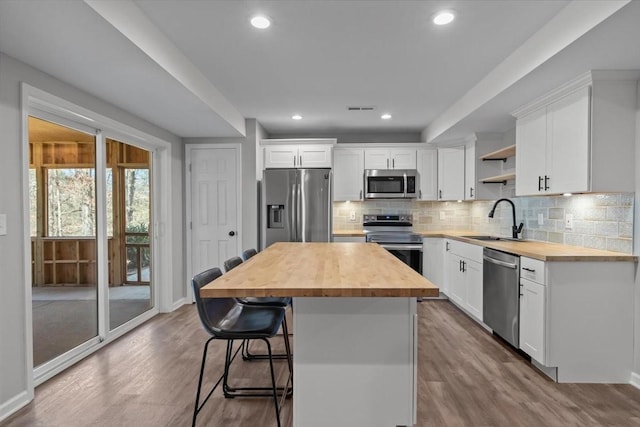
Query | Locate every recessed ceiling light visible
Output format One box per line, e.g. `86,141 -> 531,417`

433,10 -> 455,26
381,113 -> 392,120
292,114 -> 302,120
250,15 -> 271,29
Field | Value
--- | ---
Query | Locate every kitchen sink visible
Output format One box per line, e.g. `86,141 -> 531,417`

460,235 -> 526,242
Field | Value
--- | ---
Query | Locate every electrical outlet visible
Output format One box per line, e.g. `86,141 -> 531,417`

537,213 -> 544,225
349,210 -> 356,221
439,211 -> 446,220
565,213 -> 573,230
0,214 -> 6,236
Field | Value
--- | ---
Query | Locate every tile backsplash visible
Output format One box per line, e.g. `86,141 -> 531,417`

333,193 -> 634,254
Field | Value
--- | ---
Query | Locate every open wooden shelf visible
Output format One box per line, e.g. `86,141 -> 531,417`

479,172 -> 516,185
480,144 -> 516,162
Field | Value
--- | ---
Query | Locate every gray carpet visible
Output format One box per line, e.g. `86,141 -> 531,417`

32,299 -> 151,367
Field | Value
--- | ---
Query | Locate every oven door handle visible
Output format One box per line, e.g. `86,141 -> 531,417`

377,244 -> 423,251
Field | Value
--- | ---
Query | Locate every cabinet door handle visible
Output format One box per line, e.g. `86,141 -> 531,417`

419,189 -> 422,199
459,260 -> 462,272
359,190 -> 362,200
392,158 -> 395,169
538,176 -> 543,191
294,155 -> 296,167
544,175 -> 550,191
300,155 -> 302,166
469,187 -> 474,198
522,267 -> 535,272
446,241 -> 450,251
519,283 -> 524,297
387,158 -> 389,169
439,190 -> 442,199
462,260 -> 466,272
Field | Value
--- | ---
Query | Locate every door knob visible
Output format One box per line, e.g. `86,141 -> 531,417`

228,231 -> 236,236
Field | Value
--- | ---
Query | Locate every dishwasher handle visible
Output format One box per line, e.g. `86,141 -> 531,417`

483,255 -> 518,269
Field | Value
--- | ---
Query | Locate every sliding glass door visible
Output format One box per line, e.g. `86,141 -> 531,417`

29,117 -> 155,369
106,138 -> 153,331
29,116 -> 99,367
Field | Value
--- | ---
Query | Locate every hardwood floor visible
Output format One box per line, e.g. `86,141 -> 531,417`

5,300 -> 640,426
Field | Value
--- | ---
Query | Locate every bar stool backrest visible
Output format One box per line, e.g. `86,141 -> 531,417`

191,267 -> 236,336
223,256 -> 243,272
242,248 -> 258,261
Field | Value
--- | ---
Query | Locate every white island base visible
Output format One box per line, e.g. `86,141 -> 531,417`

292,297 -> 418,427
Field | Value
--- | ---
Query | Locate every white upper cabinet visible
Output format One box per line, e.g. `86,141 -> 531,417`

514,71 -> 638,196
262,139 -> 335,169
515,107 -> 547,196
333,148 -> 364,201
464,142 -> 476,200
515,88 -> 589,195
364,148 -> 416,169
264,145 -> 298,168
416,149 -> 438,200
437,147 -> 465,201
299,144 -> 333,168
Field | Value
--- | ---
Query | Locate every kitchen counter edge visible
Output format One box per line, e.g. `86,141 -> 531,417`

333,230 -> 637,262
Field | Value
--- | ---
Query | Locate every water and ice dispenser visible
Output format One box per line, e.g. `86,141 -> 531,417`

267,204 -> 285,229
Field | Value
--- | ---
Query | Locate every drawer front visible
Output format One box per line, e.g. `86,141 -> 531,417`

521,257 -> 545,284
447,239 -> 483,263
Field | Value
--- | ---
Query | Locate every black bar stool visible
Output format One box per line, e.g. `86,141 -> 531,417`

191,267 -> 290,427
223,255 -> 293,365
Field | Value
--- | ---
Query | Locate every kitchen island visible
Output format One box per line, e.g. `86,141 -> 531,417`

200,242 -> 438,427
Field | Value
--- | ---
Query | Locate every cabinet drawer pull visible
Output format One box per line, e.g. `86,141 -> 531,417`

522,267 -> 536,272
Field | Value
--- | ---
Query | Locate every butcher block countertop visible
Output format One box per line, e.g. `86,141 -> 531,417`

332,229 -> 636,262
199,242 -> 439,298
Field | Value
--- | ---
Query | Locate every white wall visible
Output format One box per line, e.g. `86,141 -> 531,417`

183,118 -> 261,252
0,52 -> 185,417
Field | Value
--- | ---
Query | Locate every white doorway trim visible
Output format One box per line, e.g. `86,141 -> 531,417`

184,143 -> 243,302
20,83 -> 174,391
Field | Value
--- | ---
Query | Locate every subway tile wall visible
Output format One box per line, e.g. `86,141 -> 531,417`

333,192 -> 634,254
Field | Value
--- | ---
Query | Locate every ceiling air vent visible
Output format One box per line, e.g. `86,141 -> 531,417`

347,106 -> 376,111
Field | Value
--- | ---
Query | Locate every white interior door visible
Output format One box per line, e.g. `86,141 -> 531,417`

188,145 -> 240,284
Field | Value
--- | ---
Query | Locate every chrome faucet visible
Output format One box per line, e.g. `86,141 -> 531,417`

488,198 -> 524,239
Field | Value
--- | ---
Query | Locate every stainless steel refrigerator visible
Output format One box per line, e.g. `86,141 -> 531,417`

261,168 -> 332,249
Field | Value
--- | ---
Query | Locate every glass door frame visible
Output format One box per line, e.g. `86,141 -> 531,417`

22,84 -> 169,389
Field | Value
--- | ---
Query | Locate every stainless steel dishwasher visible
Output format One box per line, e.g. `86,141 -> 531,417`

483,248 -> 520,347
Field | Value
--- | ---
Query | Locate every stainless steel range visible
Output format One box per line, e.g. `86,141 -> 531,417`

363,214 -> 423,274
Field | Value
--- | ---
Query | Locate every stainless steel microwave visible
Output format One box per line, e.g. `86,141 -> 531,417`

364,169 -> 420,199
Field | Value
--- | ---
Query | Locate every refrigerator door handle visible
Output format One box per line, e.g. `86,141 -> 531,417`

290,177 -> 297,242
299,178 -> 306,241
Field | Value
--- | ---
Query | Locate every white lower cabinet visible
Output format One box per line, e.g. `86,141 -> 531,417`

519,277 -> 546,364
422,238 -> 444,291
464,259 -> 483,320
447,254 -> 465,306
444,239 -> 483,321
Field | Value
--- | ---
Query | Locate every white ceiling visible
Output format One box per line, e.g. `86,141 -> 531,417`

1,0 -> 638,141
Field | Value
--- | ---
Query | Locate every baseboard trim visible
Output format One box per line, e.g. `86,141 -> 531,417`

0,390 -> 31,423
631,372 -> 640,389
171,297 -> 189,311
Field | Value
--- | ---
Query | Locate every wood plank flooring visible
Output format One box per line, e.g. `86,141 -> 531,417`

4,300 -> 640,426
